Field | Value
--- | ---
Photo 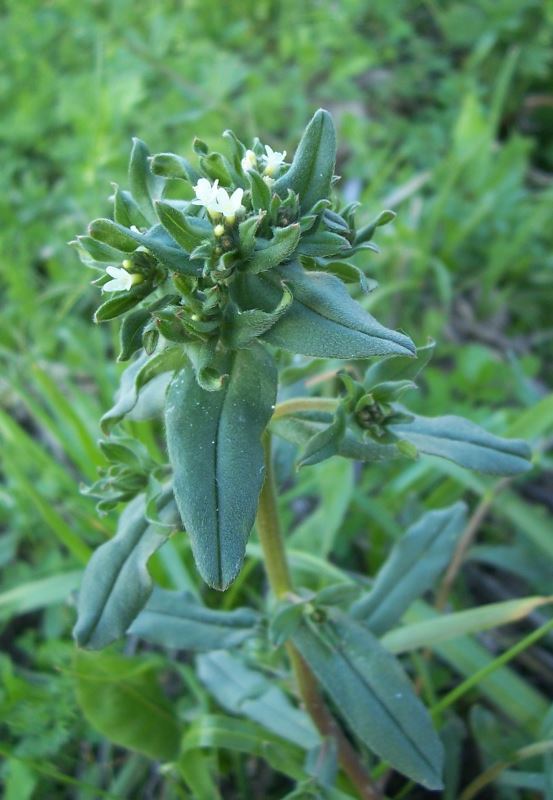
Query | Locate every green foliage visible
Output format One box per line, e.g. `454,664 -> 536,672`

1,2 -> 552,798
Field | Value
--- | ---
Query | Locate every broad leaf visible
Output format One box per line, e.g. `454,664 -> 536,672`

351,503 -> 467,633
128,587 -> 259,650
74,650 -> 180,760
274,109 -> 336,212
73,492 -> 178,648
197,651 -> 319,750
166,343 -> 277,589
391,411 -> 532,475
236,261 -> 415,359
292,610 -> 444,790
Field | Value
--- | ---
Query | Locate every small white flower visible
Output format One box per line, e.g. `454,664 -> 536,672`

241,149 -> 258,172
263,145 -> 286,177
103,266 -> 142,293
215,187 -> 244,222
192,178 -> 220,213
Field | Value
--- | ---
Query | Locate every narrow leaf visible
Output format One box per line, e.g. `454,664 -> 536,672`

351,503 -> 467,632
391,411 -> 532,475
247,224 -> 301,274
156,200 -> 211,252
292,611 -> 444,790
274,109 -> 336,212
382,596 -> 553,654
73,491 -> 178,648
128,587 -> 259,650
128,137 -> 164,224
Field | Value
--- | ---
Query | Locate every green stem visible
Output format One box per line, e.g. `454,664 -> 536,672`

272,397 -> 338,420
256,432 -> 381,800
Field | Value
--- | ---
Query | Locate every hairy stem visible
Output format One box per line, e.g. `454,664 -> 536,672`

256,431 -> 381,800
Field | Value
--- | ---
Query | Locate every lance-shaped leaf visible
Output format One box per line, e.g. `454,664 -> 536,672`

128,137 -> 164,225
248,170 -> 272,211
350,503 -> 467,633
94,281 -> 153,323
165,344 -> 277,589
390,411 -> 532,475
291,611 -> 444,790
364,339 -> 435,387
296,230 -> 350,257
297,405 -> 347,468
150,152 -> 201,183
274,109 -> 336,212
247,224 -> 301,274
118,308 -> 150,361
197,651 -> 319,750
223,283 -> 293,348
128,587 -> 259,650
156,200 -> 211,252
112,185 -> 149,229
89,219 -> 199,274
271,409 -> 396,463
236,261 -> 415,359
73,491 -> 178,649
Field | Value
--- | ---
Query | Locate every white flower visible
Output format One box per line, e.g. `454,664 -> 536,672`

241,149 -> 258,172
215,187 -> 244,222
263,145 -> 286,177
192,178 -> 220,213
103,266 -> 142,293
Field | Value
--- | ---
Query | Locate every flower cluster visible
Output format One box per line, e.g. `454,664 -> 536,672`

192,178 -> 244,223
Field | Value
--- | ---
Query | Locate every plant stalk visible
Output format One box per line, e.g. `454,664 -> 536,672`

256,431 -> 381,800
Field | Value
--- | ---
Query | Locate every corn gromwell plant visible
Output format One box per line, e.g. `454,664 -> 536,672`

72,109 -> 532,797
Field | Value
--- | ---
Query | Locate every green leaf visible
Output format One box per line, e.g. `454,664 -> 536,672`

382,596 -> 553,655
355,209 -> 396,245
150,152 -> 201,183
0,570 -> 83,621
165,344 -> 277,589
223,283 -> 293,348
128,137 -> 164,225
297,406 -> 347,468
74,650 -> 180,761
112,185 -> 149,229
237,261 -> 415,359
292,610 -> 444,790
391,411 -> 532,475
94,282 -> 152,323
128,587 -> 259,650
248,170 -> 272,211
181,714 -> 304,781
296,230 -> 350,257
351,503 -> 467,633
101,347 -> 185,433
199,152 -> 233,185
156,200 -> 211,252
247,224 -> 301,274
274,109 -> 336,212
73,491 -> 178,648
364,340 -> 435,386
321,260 -> 376,293
118,308 -> 150,361
197,652 -> 319,750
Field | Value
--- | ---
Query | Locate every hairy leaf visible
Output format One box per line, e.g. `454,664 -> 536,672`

236,261 -> 415,359
73,491 -> 178,648
292,611 -> 444,789
129,587 -> 259,650
274,109 -> 336,212
351,503 -> 467,632
166,344 -> 277,589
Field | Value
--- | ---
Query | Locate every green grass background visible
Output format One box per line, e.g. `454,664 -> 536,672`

1,1 -> 552,797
